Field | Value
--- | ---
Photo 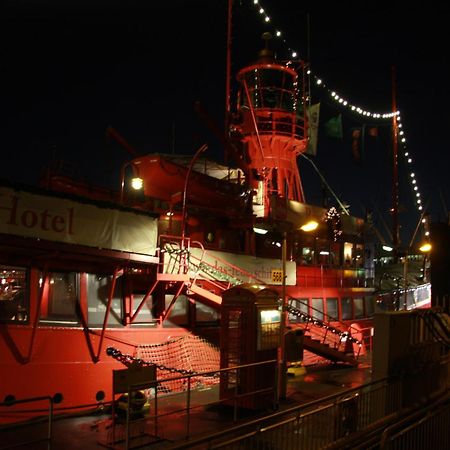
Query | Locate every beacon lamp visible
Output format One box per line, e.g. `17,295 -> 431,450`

120,161 -> 143,203
300,220 -> 319,232
419,242 -> 432,253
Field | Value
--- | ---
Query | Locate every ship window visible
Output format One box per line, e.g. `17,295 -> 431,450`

289,298 -> 308,322
163,294 -> 188,327
131,294 -> 155,325
0,266 -> 29,323
354,297 -> 364,318
364,296 -> 374,316
326,298 -> 338,321
196,302 -> 219,325
87,274 -> 123,327
40,272 -> 79,324
311,298 -> 324,321
341,297 -> 353,320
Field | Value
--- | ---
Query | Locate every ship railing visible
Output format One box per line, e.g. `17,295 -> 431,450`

296,269 -> 370,289
110,359 -> 277,447
165,376 -> 404,450
0,394 -> 58,449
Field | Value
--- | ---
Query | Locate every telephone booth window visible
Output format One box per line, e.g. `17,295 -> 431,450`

40,272 -> 79,324
257,309 -> 280,350
311,298 -> 324,321
326,298 -> 339,321
0,265 -> 28,323
87,274 -> 123,327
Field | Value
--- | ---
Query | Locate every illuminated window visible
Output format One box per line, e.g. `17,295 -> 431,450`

326,298 -> 338,320
311,298 -> 324,321
289,298 -> 308,322
40,272 -> 79,324
341,297 -> 352,320
354,297 -> 364,318
0,266 -> 28,323
87,274 -> 123,327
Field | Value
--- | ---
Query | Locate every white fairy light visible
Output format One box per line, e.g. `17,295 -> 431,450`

249,0 -> 425,214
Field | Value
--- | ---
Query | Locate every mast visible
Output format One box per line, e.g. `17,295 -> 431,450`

225,0 -> 233,140
391,65 -> 399,262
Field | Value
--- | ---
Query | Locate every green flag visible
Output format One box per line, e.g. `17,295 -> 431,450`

324,114 -> 343,139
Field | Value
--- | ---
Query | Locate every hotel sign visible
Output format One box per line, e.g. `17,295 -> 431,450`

0,186 -> 158,255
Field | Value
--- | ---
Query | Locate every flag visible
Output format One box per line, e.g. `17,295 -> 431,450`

324,114 -> 343,139
306,103 -> 320,155
367,126 -> 378,137
351,127 -> 363,164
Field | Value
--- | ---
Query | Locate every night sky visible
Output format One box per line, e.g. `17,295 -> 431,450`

1,0 -> 449,245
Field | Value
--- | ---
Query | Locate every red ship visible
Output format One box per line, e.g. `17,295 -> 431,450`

0,40 -> 377,423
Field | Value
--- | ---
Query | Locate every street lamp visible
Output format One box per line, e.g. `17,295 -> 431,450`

120,161 -> 143,204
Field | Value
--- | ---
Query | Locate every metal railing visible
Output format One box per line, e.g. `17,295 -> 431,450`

0,395 -> 56,449
107,359 -> 278,449
166,377 -> 402,449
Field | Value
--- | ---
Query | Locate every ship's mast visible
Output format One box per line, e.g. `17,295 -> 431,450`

391,65 -> 400,262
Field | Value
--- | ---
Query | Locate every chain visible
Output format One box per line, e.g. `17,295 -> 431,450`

106,346 -> 218,377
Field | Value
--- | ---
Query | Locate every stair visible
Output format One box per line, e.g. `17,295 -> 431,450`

188,283 -> 222,307
303,335 -> 358,366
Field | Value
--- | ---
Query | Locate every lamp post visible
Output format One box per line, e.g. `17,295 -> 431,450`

278,230 -> 288,401
120,161 -> 143,204
181,144 -> 208,244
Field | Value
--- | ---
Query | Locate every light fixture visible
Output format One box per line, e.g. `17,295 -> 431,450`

253,227 -> 269,235
300,220 -> 319,232
131,177 -> 143,190
419,243 -> 432,253
382,245 -> 393,252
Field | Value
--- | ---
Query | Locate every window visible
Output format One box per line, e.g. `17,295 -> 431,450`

163,294 -> 188,327
364,296 -> 374,316
289,298 -> 308,322
326,298 -> 339,321
311,298 -> 324,321
0,266 -> 28,323
354,298 -> 364,318
131,294 -> 154,325
87,274 -> 123,327
196,302 -> 219,325
39,272 -> 79,324
341,297 -> 353,320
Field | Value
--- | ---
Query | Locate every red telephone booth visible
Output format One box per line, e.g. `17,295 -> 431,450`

220,284 -> 280,410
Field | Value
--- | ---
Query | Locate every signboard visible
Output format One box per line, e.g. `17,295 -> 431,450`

189,248 -> 296,286
0,186 -> 158,255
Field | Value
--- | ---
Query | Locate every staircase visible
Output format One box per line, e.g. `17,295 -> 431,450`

287,301 -> 360,366
155,235 -> 362,365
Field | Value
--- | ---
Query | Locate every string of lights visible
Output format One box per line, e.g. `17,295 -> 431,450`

248,0 -> 424,214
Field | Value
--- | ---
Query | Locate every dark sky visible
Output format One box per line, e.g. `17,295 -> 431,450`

1,0 -> 449,245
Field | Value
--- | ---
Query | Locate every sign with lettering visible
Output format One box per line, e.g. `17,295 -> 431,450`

189,248 -> 296,286
0,186 -> 157,255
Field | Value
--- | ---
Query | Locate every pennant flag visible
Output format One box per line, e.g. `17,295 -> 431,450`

367,126 -> 378,137
306,103 -> 320,155
351,127 -> 363,164
324,114 -> 343,139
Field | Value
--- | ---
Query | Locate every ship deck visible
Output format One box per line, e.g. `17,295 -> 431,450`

2,356 -> 372,449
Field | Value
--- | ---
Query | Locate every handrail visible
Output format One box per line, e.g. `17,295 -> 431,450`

165,376 -> 396,449
0,395 -> 55,449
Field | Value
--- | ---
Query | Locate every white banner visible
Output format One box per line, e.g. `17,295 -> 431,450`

0,186 -> 157,255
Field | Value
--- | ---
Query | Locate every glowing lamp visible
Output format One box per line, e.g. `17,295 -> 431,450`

130,177 -> 143,190
300,220 -> 319,232
419,243 -> 432,253
253,227 -> 269,235
382,245 -> 393,252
